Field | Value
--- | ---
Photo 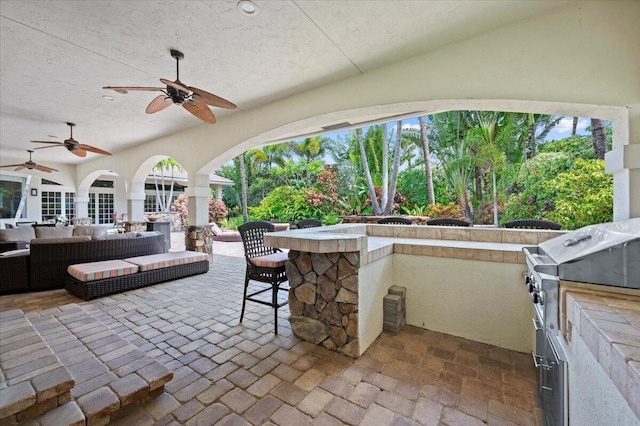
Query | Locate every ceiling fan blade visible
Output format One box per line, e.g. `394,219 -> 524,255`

189,87 -> 237,109
33,145 -> 63,150
146,95 -> 172,114
0,163 -> 24,168
160,79 -> 189,93
78,144 -> 112,156
71,148 -> 87,158
183,101 -> 216,124
35,165 -> 58,173
31,140 -> 64,145
14,166 -> 27,171
103,86 -> 164,94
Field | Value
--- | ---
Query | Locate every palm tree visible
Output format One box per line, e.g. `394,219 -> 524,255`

591,118 -> 606,160
152,158 -> 183,212
356,128 -> 383,214
419,116 -> 435,205
382,120 -> 403,214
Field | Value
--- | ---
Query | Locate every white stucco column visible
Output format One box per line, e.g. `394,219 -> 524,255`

606,107 -> 640,220
126,181 -> 146,222
215,185 -> 223,201
186,173 -> 211,226
75,192 -> 90,219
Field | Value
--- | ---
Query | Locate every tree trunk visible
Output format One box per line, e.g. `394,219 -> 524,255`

419,116 -> 435,205
239,153 -> 249,223
357,128 -> 382,214
591,118 -> 606,160
492,170 -> 498,227
571,117 -> 579,136
381,125 -> 389,210
474,165 -> 483,201
384,120 -> 403,214
529,121 -> 537,158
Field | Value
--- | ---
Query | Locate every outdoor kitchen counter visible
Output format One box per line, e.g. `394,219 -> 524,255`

561,286 -> 640,421
264,223 -> 561,265
265,224 -> 564,358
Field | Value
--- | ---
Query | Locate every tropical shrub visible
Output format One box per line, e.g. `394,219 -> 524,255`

171,194 -> 228,225
546,159 -> 612,229
501,152 -> 575,222
426,202 -> 463,219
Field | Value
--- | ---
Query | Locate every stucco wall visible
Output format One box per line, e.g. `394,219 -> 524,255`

358,255 -> 394,356
393,255 -> 533,353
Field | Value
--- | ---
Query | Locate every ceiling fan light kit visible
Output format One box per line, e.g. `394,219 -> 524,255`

104,49 -> 237,124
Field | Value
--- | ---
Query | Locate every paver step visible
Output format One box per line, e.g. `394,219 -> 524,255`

0,309 -> 74,424
25,303 -> 173,425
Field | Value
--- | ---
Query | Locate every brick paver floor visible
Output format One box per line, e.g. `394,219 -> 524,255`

0,239 -> 542,425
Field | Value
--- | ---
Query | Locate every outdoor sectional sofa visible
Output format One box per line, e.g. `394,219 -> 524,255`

0,226 -> 167,294
65,251 -> 210,300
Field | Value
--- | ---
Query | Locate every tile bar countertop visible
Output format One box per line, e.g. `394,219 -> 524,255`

264,223 -> 563,266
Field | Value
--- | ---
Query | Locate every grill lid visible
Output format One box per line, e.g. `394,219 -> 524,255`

539,218 -> 640,264
532,218 -> 640,288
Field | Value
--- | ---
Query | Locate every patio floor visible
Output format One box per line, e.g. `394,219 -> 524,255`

0,237 -> 541,425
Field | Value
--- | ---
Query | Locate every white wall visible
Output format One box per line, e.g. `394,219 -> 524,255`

394,255 -> 534,353
358,255 -> 394,356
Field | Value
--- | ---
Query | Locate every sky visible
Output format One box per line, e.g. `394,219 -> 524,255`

322,115 -> 592,145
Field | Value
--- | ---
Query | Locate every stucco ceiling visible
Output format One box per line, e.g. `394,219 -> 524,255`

0,0 -> 570,167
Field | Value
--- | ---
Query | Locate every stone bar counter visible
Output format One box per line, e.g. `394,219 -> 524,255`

265,224 -> 563,358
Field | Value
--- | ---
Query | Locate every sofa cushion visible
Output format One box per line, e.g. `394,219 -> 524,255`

93,232 -> 138,240
210,223 -> 223,236
30,236 -> 92,244
0,248 -> 30,257
124,251 -> 209,272
68,259 -> 139,282
250,251 -> 288,268
0,227 -> 36,242
35,226 -> 73,239
73,225 -> 108,238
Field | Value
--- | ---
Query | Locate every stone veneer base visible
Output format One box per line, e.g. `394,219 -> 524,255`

285,250 -> 360,358
185,225 -> 214,260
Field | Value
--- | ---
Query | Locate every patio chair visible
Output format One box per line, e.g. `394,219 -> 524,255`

238,221 -> 289,334
502,219 -> 562,230
377,217 -> 412,225
295,219 -> 322,229
426,218 -> 472,227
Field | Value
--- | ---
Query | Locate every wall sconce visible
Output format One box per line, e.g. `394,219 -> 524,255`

31,188 -> 38,196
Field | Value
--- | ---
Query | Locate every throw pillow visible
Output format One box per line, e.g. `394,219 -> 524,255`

0,227 -> 36,242
30,236 -> 91,244
73,225 -> 108,238
35,226 -> 73,239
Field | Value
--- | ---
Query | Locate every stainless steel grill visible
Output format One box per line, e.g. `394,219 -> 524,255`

522,218 -> 640,426
526,218 -> 640,288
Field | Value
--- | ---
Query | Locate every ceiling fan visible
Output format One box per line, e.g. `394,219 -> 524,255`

1,150 -> 58,173
31,122 -> 112,157
103,49 -> 237,124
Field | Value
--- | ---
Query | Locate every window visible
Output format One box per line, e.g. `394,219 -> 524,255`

0,176 -> 26,219
65,193 -> 76,221
91,180 -> 114,188
41,191 -> 62,221
88,193 -> 96,222
144,195 -> 157,213
97,193 -> 114,224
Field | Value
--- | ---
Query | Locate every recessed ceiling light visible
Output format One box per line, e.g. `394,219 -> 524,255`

237,0 -> 258,16
102,95 -> 116,101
